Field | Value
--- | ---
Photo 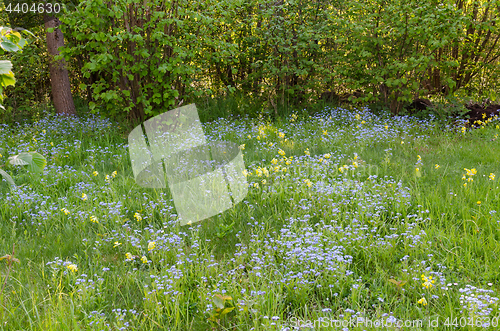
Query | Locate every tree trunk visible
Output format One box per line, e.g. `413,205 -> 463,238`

44,13 -> 77,116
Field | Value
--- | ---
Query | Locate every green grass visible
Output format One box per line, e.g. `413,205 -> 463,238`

1,105 -> 500,330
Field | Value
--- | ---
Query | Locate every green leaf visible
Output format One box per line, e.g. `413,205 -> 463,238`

0,40 -> 19,52
0,60 -> 13,75
219,307 -> 235,317
8,153 -> 30,166
28,152 -> 47,173
0,168 -> 16,187
7,152 -> 46,173
213,294 -> 225,309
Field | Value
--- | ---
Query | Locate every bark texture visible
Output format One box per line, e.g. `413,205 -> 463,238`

44,13 -> 76,116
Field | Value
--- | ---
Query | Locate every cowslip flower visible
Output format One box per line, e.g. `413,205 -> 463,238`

253,182 -> 259,188
66,264 -> 78,273
278,132 -> 285,139
418,297 -> 428,306
82,193 -> 88,201
141,256 -> 148,264
324,153 -> 331,159
271,158 -> 278,165
239,144 -> 245,150
322,130 -> 328,136
113,241 -> 122,248
421,275 -> 435,289
304,148 -> 310,156
90,216 -> 99,223
61,208 -> 70,215
125,252 -> 134,261
435,164 -> 440,169
134,212 -> 142,221
489,173 -> 495,180
111,170 -> 117,178
304,179 -> 312,187
278,149 -> 286,156
464,168 -> 477,176
93,171 -> 99,176
148,241 -> 156,252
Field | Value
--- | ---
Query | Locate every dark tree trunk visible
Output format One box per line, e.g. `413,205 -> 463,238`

44,13 -> 76,116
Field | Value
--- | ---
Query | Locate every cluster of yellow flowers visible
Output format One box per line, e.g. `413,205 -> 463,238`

61,208 -> 70,215
462,168 -> 477,187
90,216 -> 99,224
471,113 -> 499,129
338,165 -> 349,173
148,241 -> 156,252
66,263 -> 78,273
134,212 -> 142,221
255,167 -> 270,177
303,179 -> 312,187
421,274 -> 435,289
417,297 -> 428,306
105,171 -> 118,184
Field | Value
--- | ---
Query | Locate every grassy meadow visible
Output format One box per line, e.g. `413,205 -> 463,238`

1,105 -> 500,330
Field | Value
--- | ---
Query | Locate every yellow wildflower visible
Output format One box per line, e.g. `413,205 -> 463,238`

148,242 -> 156,252
66,264 -> 78,273
418,297 -> 428,306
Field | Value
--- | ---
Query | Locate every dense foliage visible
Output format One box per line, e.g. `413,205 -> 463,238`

1,0 -> 498,121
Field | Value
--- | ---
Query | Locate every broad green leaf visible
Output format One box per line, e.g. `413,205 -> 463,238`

0,40 -> 18,52
219,307 -> 235,317
27,152 -> 47,173
8,153 -> 31,166
0,168 -> 16,187
0,72 -> 15,87
213,294 -> 225,309
0,60 -> 13,75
